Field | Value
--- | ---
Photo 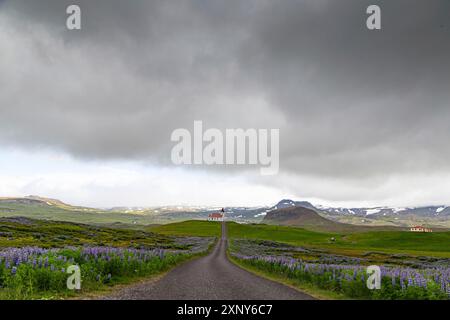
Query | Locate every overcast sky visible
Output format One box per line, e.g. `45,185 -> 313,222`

1,0 -> 450,208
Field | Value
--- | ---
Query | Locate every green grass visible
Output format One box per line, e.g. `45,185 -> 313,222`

0,217 -> 178,249
227,222 -> 450,258
148,220 -> 221,237
342,231 -> 450,252
227,222 -> 333,244
147,220 -> 450,258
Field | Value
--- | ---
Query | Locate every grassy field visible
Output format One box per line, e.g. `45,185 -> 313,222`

322,213 -> 450,229
0,217 -> 179,249
145,220 -> 450,257
228,223 -> 332,245
227,222 -> 450,258
148,220 -> 222,237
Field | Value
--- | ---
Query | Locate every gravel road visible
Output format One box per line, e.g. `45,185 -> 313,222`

102,222 -> 314,300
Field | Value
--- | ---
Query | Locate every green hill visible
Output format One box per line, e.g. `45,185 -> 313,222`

0,216 -> 175,248
0,197 -> 160,226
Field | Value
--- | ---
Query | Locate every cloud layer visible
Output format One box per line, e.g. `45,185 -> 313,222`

1,0 -> 450,205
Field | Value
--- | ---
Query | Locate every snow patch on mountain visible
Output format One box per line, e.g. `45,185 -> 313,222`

436,207 -> 446,213
254,212 -> 267,218
365,209 -> 381,215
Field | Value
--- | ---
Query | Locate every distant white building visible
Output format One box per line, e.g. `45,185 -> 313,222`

208,213 -> 224,221
410,225 -> 433,233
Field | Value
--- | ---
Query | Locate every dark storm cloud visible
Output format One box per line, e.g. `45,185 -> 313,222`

1,0 -> 450,182
0,0 -> 258,162
239,0 -> 450,179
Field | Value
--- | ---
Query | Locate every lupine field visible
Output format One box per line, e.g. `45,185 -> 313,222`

0,218 -> 214,299
230,239 -> 450,300
2,217 -> 450,300
0,243 -> 214,299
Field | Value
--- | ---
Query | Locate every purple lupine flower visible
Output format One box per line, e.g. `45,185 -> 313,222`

408,276 -> 413,287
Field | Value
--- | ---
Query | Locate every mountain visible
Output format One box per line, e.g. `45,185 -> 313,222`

262,206 -> 404,232
266,199 -> 450,219
0,196 -> 160,226
0,196 -> 271,225
1,195 -> 71,207
270,199 -> 316,210
263,206 -> 339,229
316,205 -> 450,218
264,199 -> 450,229
1,195 -> 448,228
